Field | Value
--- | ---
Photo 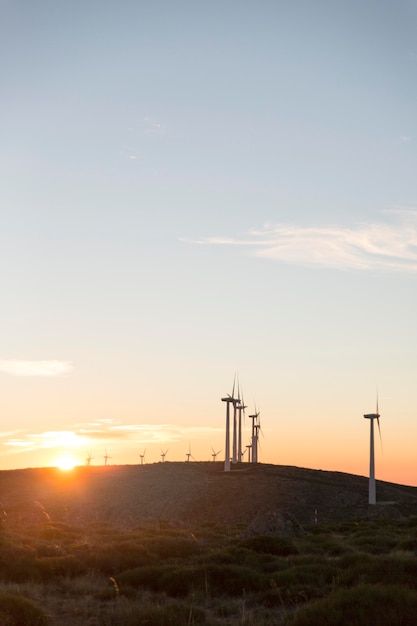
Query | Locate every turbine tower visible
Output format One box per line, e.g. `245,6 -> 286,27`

86,451 -> 93,467
237,392 -> 247,462
248,409 -> 260,463
232,395 -> 240,464
222,382 -> 237,472
186,443 -> 194,462
139,448 -> 146,465
161,449 -> 168,462
363,395 -> 381,505
104,450 -> 111,466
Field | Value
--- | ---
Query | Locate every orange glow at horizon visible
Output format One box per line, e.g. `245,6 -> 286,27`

55,453 -> 78,471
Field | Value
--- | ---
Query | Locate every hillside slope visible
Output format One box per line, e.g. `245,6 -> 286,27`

1,463 -> 417,530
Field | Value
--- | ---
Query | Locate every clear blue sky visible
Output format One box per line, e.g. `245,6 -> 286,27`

1,1 -> 417,484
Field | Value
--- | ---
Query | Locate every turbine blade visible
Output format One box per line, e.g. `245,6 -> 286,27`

377,417 -> 383,453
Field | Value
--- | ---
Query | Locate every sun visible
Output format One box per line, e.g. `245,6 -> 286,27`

55,453 -> 77,471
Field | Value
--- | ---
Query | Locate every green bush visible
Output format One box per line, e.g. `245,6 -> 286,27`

0,556 -> 42,583
239,535 -> 299,556
141,536 -> 201,560
339,554 -> 417,589
38,522 -> 82,542
270,562 -> 339,604
298,533 -> 347,557
349,531 -> 398,554
100,599 -> 207,625
204,563 -> 265,596
288,584 -> 417,626
0,592 -> 49,625
117,565 -> 180,594
76,540 -> 154,574
118,562 -> 265,598
202,546 -> 266,570
396,537 -> 417,552
36,555 -> 87,580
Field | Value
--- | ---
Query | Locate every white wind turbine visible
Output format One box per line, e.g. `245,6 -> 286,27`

186,443 -> 195,462
161,449 -> 168,462
211,447 -> 222,462
363,392 -> 382,505
221,379 -> 237,472
139,448 -> 146,465
86,451 -> 93,466
232,389 -> 241,464
248,407 -> 260,463
237,389 -> 247,463
104,450 -> 111,466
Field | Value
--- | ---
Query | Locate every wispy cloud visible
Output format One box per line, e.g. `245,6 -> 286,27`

0,360 -> 73,377
186,209 -> 417,272
2,422 -> 223,454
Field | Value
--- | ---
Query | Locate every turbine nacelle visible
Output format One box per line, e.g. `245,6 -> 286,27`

363,413 -> 380,419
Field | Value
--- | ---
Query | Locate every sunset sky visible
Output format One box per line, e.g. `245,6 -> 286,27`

1,1 -> 417,486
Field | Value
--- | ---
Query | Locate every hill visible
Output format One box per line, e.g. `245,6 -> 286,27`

1,462 -> 417,532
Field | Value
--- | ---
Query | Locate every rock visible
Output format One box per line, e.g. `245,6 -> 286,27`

244,510 -> 306,537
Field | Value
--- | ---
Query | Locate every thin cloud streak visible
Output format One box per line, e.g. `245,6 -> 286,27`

0,360 -> 73,377
2,423 -> 224,454
190,210 -> 417,272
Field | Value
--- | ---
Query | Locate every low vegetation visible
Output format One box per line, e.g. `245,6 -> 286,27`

1,512 -> 417,624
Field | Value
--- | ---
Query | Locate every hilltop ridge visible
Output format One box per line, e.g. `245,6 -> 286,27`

1,463 -> 417,531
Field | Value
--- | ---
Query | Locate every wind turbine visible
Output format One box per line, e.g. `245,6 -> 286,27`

211,447 -> 222,462
248,408 -> 260,463
237,389 -> 247,462
86,451 -> 93,466
221,379 -> 237,472
186,443 -> 195,462
139,448 -> 146,465
232,384 -> 241,464
161,449 -> 168,463
104,450 -> 111,466
363,393 -> 382,505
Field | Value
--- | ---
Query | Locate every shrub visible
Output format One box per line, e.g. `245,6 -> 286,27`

202,546 -> 265,570
100,598 -> 207,625
117,562 -> 265,598
270,562 -> 339,605
349,531 -> 398,555
0,556 -> 42,583
288,584 -> 417,626
339,554 -> 417,589
396,537 -> 417,552
76,541 -> 154,574
239,535 -> 299,556
298,533 -> 347,557
36,555 -> 87,580
117,565 -> 179,594
204,563 -> 265,596
0,592 -> 49,625
141,536 -> 201,560
37,522 -> 82,542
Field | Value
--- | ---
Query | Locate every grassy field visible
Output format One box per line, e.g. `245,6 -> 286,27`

1,514 -> 417,624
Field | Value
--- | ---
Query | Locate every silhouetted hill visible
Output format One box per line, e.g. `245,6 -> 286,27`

1,463 -> 417,531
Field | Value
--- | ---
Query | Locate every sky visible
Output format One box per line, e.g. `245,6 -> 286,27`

1,0 -> 417,486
